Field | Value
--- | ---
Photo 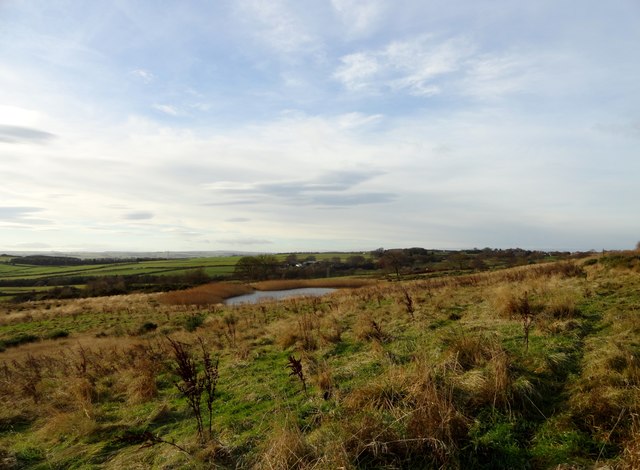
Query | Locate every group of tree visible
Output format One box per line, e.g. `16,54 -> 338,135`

372,247 -> 576,279
230,248 -> 581,282
233,254 -> 377,281
4,255 -> 164,266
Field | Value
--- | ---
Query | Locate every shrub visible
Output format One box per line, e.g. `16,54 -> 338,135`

184,314 -> 205,332
47,330 -> 70,340
136,322 -> 158,335
1,333 -> 39,349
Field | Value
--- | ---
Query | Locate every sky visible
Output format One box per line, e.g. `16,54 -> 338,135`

0,0 -> 639,253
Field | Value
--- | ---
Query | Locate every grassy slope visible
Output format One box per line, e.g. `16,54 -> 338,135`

1,255 -> 639,468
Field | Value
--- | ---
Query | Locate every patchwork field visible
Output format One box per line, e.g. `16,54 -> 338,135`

0,253 -> 372,301
1,252 -> 639,468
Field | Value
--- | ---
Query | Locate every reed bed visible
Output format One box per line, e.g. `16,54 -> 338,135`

250,277 -> 375,291
159,282 -> 254,305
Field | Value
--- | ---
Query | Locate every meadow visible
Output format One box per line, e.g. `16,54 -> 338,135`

1,251 -> 639,468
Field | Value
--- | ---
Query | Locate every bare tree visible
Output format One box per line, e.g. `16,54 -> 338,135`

379,249 -> 409,280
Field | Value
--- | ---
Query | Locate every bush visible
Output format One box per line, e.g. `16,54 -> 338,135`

137,322 -> 158,335
184,314 -> 205,332
46,330 -> 70,340
0,333 -> 39,349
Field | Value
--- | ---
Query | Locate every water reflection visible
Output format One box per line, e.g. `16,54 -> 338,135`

224,287 -> 336,305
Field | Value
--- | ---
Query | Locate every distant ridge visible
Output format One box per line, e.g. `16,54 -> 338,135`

1,250 -> 261,260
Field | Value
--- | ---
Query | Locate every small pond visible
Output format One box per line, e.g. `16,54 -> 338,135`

224,287 -> 336,305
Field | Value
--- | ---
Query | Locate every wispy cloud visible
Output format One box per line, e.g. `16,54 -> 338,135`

217,237 -> 273,246
334,35 -> 474,96
130,68 -> 154,83
336,112 -> 383,130
331,0 -> 387,38
0,125 -> 56,144
152,104 -> 180,116
457,53 -> 540,100
205,170 -> 395,208
594,120 -> 640,140
11,242 -> 51,249
333,35 -> 542,101
123,211 -> 154,220
235,0 -> 317,57
0,206 -> 50,226
333,52 -> 380,92
0,206 -> 43,220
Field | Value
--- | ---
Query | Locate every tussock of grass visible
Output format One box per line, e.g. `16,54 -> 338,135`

257,421 -> 316,469
620,417 -> 640,469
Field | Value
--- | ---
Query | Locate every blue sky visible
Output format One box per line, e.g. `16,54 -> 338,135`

1,0 -> 639,252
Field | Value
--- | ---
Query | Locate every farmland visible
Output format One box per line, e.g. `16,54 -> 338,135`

0,249 -> 572,302
1,250 -> 639,468
0,253 -> 360,302
0,256 -> 243,282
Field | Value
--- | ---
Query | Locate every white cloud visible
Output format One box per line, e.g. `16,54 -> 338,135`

333,35 -> 551,101
130,68 -> 154,83
152,104 -> 180,116
336,112 -> 383,129
334,52 -> 380,91
235,0 -> 317,56
0,105 -> 46,128
334,35 -> 474,96
457,52 -> 542,100
331,0 -> 387,38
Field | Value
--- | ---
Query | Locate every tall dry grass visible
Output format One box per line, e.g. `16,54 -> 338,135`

257,420 -> 317,469
251,278 -> 375,291
159,282 -> 254,306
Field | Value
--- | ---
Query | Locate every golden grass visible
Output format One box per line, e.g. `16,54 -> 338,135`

159,282 -> 254,305
251,277 -> 375,291
257,421 -> 316,469
36,410 -> 97,440
620,417 -> 640,470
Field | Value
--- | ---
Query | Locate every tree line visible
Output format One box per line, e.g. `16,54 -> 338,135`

4,255 -> 165,266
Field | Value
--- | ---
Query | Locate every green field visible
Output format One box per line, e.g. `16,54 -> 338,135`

0,253 -> 369,281
0,257 -> 242,280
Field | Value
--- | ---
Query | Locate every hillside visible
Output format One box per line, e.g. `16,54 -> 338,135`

1,253 -> 639,468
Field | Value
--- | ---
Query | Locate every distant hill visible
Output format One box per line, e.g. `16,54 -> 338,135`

1,250 -> 260,260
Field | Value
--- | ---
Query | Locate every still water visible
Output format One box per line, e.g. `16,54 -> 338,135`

224,287 -> 336,305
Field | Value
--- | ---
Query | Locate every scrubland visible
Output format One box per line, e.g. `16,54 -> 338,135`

1,253 -> 639,469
